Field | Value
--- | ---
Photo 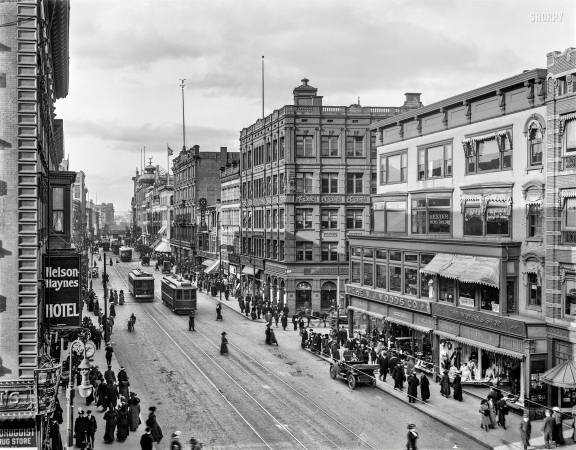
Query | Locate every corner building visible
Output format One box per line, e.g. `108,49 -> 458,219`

239,79 -> 418,312
347,69 -> 549,410
544,47 -> 576,409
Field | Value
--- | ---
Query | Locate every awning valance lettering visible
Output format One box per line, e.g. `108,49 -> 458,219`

435,331 -> 524,359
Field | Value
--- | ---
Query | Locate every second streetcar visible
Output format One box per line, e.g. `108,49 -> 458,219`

127,269 -> 155,301
160,275 -> 197,314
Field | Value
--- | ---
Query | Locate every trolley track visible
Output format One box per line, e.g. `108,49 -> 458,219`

112,263 -> 378,449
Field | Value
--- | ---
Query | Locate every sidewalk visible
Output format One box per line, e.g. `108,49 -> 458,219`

213,293 -> 575,450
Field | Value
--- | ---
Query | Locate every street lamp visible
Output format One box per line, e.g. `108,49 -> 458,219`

77,358 -> 93,398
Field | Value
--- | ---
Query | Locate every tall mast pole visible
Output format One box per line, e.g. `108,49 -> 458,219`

180,79 -> 187,150
262,56 -> 264,120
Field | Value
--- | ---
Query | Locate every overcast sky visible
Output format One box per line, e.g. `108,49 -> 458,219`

56,0 -> 575,212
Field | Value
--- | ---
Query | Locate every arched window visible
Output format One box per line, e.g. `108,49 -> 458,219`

296,281 -> 312,310
321,281 -> 337,310
524,114 -> 545,167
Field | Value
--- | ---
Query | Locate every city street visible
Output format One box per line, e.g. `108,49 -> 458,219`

88,255 -> 482,449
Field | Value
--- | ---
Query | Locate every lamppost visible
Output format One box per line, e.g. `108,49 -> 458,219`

179,199 -> 186,274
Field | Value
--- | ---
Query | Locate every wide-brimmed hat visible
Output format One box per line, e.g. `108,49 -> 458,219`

149,406 -> 157,412
407,424 -> 416,429
552,406 -> 560,412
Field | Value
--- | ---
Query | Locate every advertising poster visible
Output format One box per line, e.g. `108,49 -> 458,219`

43,253 -> 82,327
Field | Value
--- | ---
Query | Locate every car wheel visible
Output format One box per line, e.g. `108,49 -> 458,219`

330,365 -> 337,379
348,374 -> 356,390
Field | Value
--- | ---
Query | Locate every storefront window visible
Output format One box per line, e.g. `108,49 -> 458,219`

464,206 -> 483,236
321,281 -> 336,310
565,279 -> 576,316
351,261 -> 361,284
421,273 -> 434,298
404,267 -> 418,296
363,248 -> 374,258
389,266 -> 402,292
375,249 -> 387,260
363,263 -> 373,287
421,253 -> 436,265
486,207 -> 509,236
390,251 -> 402,262
405,252 -> 418,263
351,247 -> 362,257
459,282 -> 476,308
375,264 -> 386,289
481,285 -> 500,312
296,282 -> 312,310
439,277 -> 454,302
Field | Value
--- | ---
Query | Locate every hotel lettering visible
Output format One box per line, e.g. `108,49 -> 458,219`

43,254 -> 82,327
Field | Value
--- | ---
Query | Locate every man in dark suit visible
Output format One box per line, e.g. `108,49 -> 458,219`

338,326 -> 348,346
104,365 -> 116,384
140,427 -> 154,450
86,410 -> 97,449
541,409 -> 555,449
73,409 -> 88,448
301,327 -> 308,349
107,382 -> 119,409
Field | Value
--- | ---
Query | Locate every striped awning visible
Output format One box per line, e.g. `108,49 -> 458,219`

202,259 -> 217,267
420,253 -> 454,275
560,112 -> 576,135
205,259 -> 221,275
458,256 -> 501,288
559,189 -> 576,209
442,255 -> 476,280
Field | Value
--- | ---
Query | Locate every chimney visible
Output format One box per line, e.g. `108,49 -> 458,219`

403,93 -> 423,110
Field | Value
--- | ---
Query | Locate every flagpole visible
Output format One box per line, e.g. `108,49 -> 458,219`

262,56 -> 264,120
180,79 -> 186,150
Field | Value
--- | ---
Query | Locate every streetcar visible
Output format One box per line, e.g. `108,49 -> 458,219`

160,275 -> 197,314
100,242 -> 110,252
111,239 -> 120,255
127,269 -> 155,301
119,246 -> 133,262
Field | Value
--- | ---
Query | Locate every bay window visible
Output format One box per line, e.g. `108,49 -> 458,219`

351,261 -> 361,283
363,263 -> 373,286
385,201 -> 407,233
563,120 -> 576,169
463,202 -> 510,237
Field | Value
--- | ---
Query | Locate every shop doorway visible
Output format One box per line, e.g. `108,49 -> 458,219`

296,281 -> 312,311
321,281 -> 336,310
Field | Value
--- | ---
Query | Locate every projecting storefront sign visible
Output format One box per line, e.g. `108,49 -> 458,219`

345,285 -> 431,314
43,254 -> 82,327
0,419 -> 36,449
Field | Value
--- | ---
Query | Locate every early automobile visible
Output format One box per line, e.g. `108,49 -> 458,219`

329,360 -> 378,390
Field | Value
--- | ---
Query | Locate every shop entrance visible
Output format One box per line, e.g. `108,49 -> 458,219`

296,281 -> 312,311
321,281 -> 336,310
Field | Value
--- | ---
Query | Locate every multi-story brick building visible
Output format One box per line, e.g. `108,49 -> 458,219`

0,0 -> 73,444
96,202 -> 115,229
171,146 -> 239,263
544,47 -> 576,409
220,161 -> 241,278
347,68 -> 548,409
239,79 -> 417,311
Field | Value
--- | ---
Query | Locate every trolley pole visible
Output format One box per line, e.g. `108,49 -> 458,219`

103,253 -> 109,344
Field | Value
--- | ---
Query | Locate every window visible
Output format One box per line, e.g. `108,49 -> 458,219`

296,281 -> 312,310
52,187 -> 64,233
296,173 -> 313,193
370,132 -> 377,159
346,135 -> 364,157
279,209 -> 285,228
272,209 -> 278,228
389,266 -> 402,292
296,242 -> 313,261
321,136 -> 339,156
404,267 -> 417,296
279,136 -> 285,159
295,208 -> 313,229
466,134 -> 512,174
346,173 -> 363,194
351,261 -> 361,283
321,281 -> 337,309
375,264 -> 386,289
272,139 -> 278,160
371,173 -> 377,194
565,120 -> 576,153
480,285 -> 500,312
411,198 -> 451,235
279,173 -> 285,194
321,242 -> 338,261
363,263 -> 373,286
418,143 -> 452,180
528,205 -> 542,238
321,174 -> 338,193
273,175 -> 278,195
459,283 -> 476,308
346,209 -> 363,229
321,208 -> 338,229
528,126 -> 543,166
385,201 -> 407,233
528,273 -> 541,306
380,152 -> 407,184
439,277 -> 454,303
565,279 -> 576,316
463,203 -> 510,237
279,240 -> 285,260
266,209 -> 271,228
296,135 -> 314,157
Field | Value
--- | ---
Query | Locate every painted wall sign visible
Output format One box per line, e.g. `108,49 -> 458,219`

346,285 -> 431,314
432,303 -> 526,337
43,253 -> 82,327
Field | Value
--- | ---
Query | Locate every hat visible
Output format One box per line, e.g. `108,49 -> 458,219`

120,366 -> 125,370
78,409 -> 84,415
172,431 -> 181,438
221,332 -> 227,335
145,427 -> 151,433
86,410 -> 92,414
149,406 -> 157,412
108,365 -> 112,369
130,392 -> 136,397
553,406 -> 560,412
407,424 -> 416,429
523,413 -> 529,418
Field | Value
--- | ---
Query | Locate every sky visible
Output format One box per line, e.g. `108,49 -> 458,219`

56,0 -> 576,211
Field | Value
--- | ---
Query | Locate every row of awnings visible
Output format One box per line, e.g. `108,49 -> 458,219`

420,253 -> 500,288
203,259 -> 221,275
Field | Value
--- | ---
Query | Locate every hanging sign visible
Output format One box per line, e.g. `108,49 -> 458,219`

43,253 -> 82,327
0,419 -> 36,449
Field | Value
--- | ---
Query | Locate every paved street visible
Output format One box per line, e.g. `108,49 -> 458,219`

70,255 -> 481,450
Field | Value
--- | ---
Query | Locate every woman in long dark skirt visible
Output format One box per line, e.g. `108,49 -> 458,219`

103,405 -> 118,443
145,407 -> 163,443
216,303 -> 223,321
220,332 -> 229,355
128,394 -> 141,431
116,404 -> 130,441
453,372 -> 463,401
440,370 -> 451,398
420,373 -> 430,403
49,419 -> 63,450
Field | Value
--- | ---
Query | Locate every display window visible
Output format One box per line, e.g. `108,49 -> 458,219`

375,264 -> 386,289
458,282 -> 476,308
421,272 -> 434,298
351,261 -> 361,284
404,267 -> 418,296
389,266 -> 402,292
439,277 -> 455,302
481,285 -> 500,312
363,263 -> 373,286
564,278 -> 576,317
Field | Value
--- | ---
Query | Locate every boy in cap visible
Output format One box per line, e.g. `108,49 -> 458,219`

406,423 -> 418,450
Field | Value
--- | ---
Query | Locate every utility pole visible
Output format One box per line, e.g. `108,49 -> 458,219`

336,246 -> 340,329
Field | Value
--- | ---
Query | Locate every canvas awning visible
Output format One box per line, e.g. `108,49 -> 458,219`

458,257 -> 500,288
442,255 -> 476,280
386,316 -> 431,333
541,360 -> 576,388
420,253 -> 454,275
205,260 -> 221,275
435,331 -> 524,359
241,267 -> 260,276
158,225 -> 167,236
154,241 -> 171,253
202,259 -> 217,267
